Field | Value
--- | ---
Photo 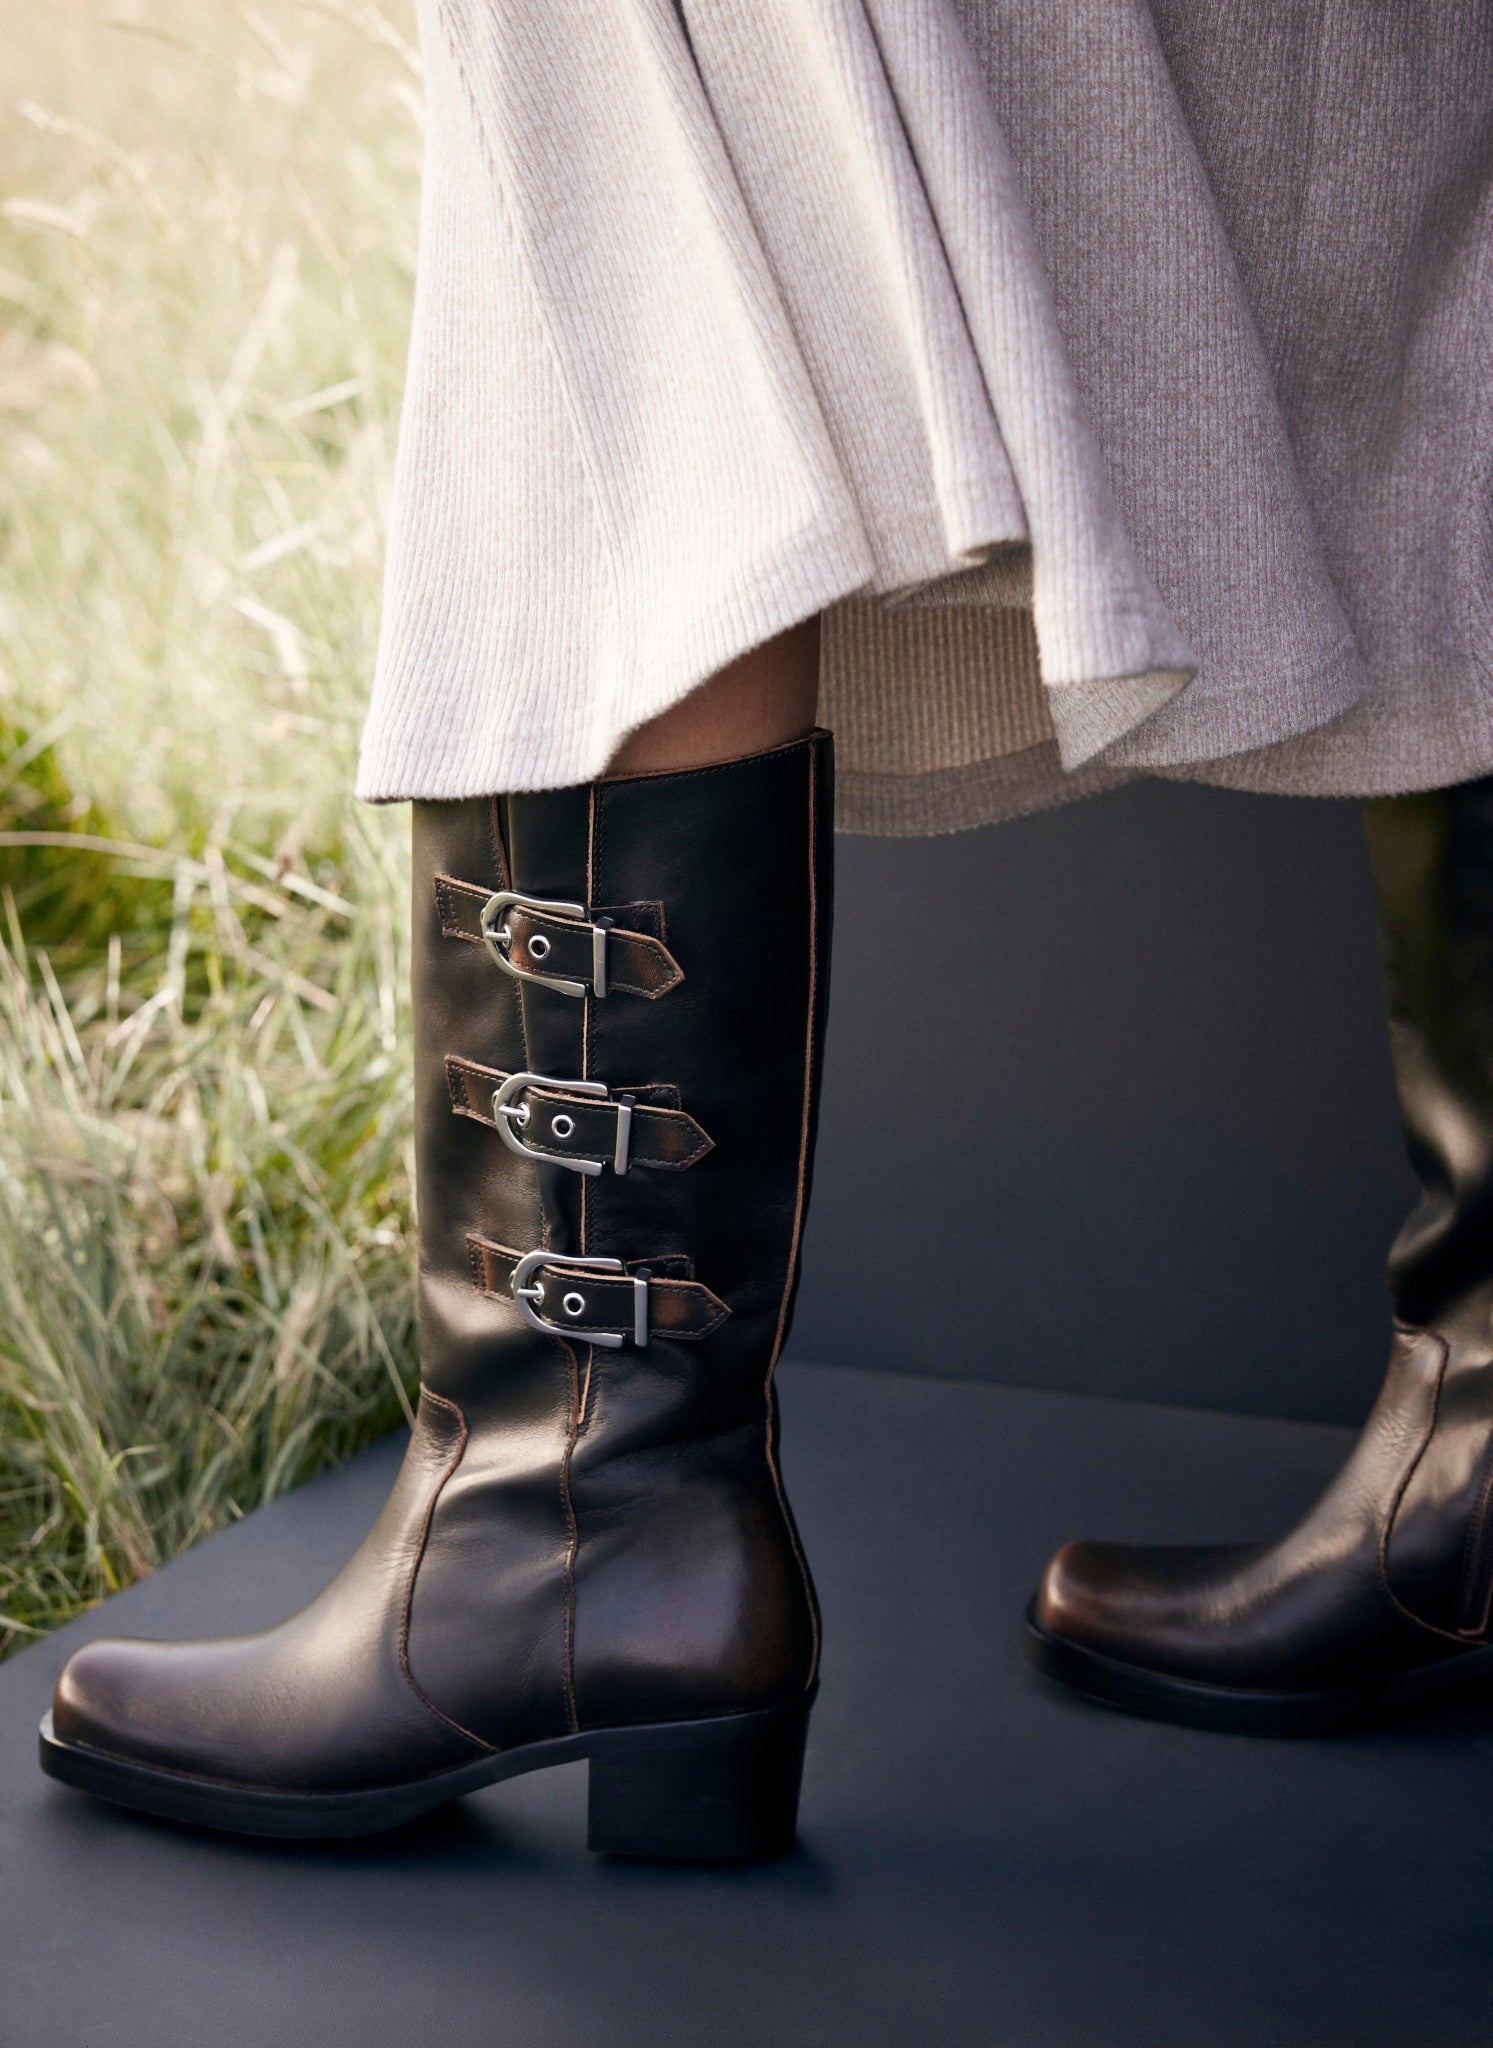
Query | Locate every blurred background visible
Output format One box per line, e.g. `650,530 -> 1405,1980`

1,1 -> 427,1658
0,0 -> 1416,1670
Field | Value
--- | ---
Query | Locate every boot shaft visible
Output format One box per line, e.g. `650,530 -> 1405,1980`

405,736 -> 831,1737
1363,775 -> 1493,1337
37,738 -> 833,1845
1363,775 -> 1493,1635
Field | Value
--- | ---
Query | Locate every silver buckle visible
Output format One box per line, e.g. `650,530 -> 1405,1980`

492,1071 -> 634,1177
479,890 -> 610,998
510,1249 -> 649,1350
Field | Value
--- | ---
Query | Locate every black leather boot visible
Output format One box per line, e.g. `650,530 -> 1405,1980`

40,734 -> 832,1854
1025,772 -> 1493,1733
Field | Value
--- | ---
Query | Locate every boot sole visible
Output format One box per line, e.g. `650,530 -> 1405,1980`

1022,1605 -> 1493,1736
38,1692 -> 814,1858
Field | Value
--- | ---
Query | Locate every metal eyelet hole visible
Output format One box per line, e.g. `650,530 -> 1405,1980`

511,1101 -> 531,1128
551,1113 -> 575,1141
562,1290 -> 586,1317
527,933 -> 552,961
530,1281 -> 545,1304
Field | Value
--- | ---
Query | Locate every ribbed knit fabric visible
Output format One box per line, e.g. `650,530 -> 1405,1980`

358,0 -> 1493,835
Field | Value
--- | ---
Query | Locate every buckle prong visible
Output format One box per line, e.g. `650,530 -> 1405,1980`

510,1249 -> 641,1349
479,890 -> 611,999
492,1071 -> 609,1177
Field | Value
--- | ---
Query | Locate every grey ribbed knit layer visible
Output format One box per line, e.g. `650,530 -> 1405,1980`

358,0 -> 1493,834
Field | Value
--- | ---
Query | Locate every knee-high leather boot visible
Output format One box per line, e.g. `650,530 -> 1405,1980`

40,734 -> 832,1853
1025,771 -> 1493,1733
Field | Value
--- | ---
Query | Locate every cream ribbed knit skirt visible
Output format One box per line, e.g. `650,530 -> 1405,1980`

357,1 -> 1493,835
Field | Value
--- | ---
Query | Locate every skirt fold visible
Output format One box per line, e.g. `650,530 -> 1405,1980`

361,0 -> 1493,833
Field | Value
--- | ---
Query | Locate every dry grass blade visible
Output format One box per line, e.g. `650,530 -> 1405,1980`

0,0 -> 423,1654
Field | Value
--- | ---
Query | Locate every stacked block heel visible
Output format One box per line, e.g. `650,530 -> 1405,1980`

587,1698 -> 812,1861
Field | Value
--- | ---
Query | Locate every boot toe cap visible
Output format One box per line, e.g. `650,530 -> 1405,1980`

1034,1539 -> 1138,1653
1032,1537 -> 1268,1676
52,1636 -> 184,1766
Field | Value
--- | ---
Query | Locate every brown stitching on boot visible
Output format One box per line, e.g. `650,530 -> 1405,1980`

437,875 -> 666,940
511,829 -> 572,1730
563,784 -> 600,1736
432,873 -> 680,992
647,1115 -> 714,1168
646,1276 -> 730,1337
467,1237 -> 502,1293
595,899 -> 667,942
433,874 -> 483,943
466,1241 -> 721,1331
397,1388 -> 499,1753
638,1252 -> 694,1281
763,743 -> 822,1686
628,1082 -> 682,1108
1376,1326 -> 1471,1644
557,1336 -> 582,1738
466,1234 -> 513,1293
581,784 -> 596,1230
445,1054 -> 712,1164
584,837 -> 683,991
444,1054 -> 470,1115
467,1232 -> 696,1287
486,794 -> 510,892
606,941 -> 684,999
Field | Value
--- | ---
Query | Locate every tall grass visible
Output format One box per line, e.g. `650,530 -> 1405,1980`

0,0 -> 424,1653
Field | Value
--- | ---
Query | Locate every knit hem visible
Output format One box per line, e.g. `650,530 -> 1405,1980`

835,741 -> 1128,836
355,512 -> 876,803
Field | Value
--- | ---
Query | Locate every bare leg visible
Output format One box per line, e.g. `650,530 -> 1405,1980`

606,617 -> 820,777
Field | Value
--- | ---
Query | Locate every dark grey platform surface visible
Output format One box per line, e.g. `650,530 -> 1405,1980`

5,1360 -> 1493,2048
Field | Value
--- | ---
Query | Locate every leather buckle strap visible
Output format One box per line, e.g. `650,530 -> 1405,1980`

445,1057 -> 713,1177
433,876 -> 683,1000
467,1235 -> 729,1349
482,890 -> 608,998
